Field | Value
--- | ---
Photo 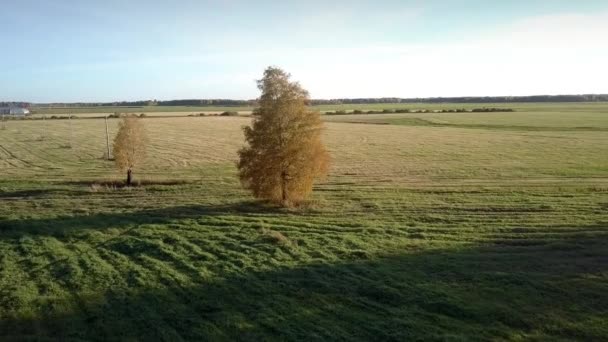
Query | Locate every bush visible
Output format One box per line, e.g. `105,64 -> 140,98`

139,113 -> 146,118
353,110 -> 363,114
382,109 -> 395,113
325,110 -> 349,115
220,111 -> 239,116
395,109 -> 410,113
471,108 -> 515,113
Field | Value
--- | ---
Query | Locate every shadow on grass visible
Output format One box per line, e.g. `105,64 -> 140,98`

0,189 -> 84,199
0,201 -> 292,237
0,233 -> 607,341
63,179 -> 195,187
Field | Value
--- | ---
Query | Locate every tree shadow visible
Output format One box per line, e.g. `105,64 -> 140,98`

0,188 -> 90,199
62,179 -> 195,187
0,233 -> 606,341
0,201 -> 292,238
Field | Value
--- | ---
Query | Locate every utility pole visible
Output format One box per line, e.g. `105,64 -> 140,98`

1,114 -> 5,130
68,115 -> 73,149
104,116 -> 111,160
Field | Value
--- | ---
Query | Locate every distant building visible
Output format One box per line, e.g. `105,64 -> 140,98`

0,106 -> 30,116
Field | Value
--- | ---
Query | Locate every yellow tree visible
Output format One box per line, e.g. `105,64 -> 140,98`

112,116 -> 147,186
238,67 -> 330,205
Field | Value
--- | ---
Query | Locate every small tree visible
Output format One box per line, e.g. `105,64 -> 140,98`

112,117 -> 147,186
238,67 -> 330,206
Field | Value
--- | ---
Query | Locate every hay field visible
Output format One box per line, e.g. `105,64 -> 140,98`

0,111 -> 607,340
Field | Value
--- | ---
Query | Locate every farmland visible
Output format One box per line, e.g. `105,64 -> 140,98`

1,104 -> 607,340
28,101 -> 608,117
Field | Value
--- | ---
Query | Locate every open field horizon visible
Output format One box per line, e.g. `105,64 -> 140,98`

1,107 -> 607,340
25,101 -> 608,117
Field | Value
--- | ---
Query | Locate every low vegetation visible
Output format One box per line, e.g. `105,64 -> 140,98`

326,108 -> 514,115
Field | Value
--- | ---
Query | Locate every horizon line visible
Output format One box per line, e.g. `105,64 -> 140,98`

4,93 -> 608,105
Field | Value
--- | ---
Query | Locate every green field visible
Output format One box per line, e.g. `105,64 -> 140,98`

29,101 -> 608,117
316,101 -> 608,113
325,111 -> 608,131
1,105 -> 607,340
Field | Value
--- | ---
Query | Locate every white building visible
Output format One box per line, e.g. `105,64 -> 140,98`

0,106 -> 30,116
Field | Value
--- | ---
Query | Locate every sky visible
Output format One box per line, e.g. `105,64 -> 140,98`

1,0 -> 608,102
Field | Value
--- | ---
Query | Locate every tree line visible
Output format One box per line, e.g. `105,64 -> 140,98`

311,94 -> 608,105
325,108 -> 515,115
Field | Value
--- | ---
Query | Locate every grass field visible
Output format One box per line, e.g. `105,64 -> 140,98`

1,105 -> 607,340
325,111 -> 608,131
28,101 -> 608,117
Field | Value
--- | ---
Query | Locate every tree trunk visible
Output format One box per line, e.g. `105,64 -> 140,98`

126,169 -> 132,186
281,171 -> 287,203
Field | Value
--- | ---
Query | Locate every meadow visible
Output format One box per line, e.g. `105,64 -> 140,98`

0,104 -> 607,340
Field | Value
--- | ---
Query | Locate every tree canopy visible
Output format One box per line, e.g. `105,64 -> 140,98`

238,67 -> 330,206
113,116 -> 148,185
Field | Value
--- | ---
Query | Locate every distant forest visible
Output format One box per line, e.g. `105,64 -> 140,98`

15,94 -> 608,108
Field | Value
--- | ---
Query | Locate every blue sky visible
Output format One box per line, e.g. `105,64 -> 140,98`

2,0 -> 607,102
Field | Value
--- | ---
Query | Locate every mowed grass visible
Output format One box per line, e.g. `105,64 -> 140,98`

325,104 -> 608,130
0,110 -> 607,340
